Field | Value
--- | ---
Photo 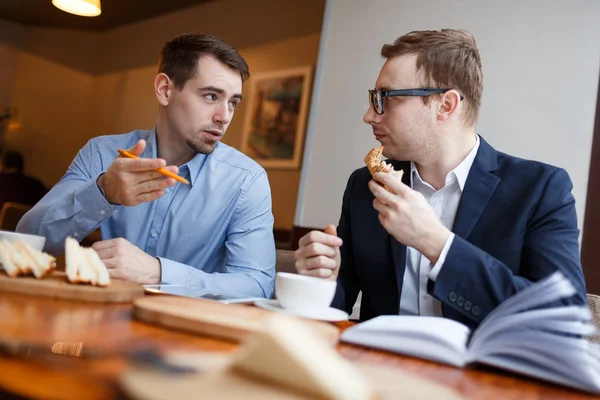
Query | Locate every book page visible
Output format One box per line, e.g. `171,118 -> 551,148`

468,306 -> 594,357
467,272 -> 600,394
340,316 -> 469,367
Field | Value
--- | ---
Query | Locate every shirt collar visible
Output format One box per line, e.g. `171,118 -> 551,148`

410,134 -> 480,192
142,128 -> 158,159
182,150 -> 208,187
453,134 -> 480,191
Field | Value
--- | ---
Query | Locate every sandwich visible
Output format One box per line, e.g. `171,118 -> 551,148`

0,239 -> 56,278
65,237 -> 110,287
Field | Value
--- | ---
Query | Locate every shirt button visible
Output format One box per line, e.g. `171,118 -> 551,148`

449,292 -> 457,302
472,306 -> 481,316
423,294 -> 430,300
165,188 -> 170,193
73,233 -> 79,238
151,232 -> 158,238
464,301 -> 473,311
456,296 -> 465,306
99,210 -> 105,215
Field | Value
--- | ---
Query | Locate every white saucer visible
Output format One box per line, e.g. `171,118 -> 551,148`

254,299 -> 349,322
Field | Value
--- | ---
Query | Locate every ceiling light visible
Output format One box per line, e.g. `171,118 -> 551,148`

52,0 -> 101,17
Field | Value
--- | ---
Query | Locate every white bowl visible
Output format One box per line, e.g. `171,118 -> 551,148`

275,272 -> 337,316
0,230 -> 46,251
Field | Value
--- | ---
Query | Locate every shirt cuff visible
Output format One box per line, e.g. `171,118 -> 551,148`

428,233 -> 455,282
159,257 -> 195,285
72,176 -> 117,229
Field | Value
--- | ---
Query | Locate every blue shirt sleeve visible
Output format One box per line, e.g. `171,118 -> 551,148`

17,139 -> 117,254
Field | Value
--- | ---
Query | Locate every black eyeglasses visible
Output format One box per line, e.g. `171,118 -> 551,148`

368,88 -> 464,115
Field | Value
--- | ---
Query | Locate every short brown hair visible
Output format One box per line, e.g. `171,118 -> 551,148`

381,29 -> 483,126
158,34 -> 249,89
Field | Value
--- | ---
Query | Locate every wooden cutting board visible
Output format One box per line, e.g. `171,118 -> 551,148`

119,352 -> 464,400
0,271 -> 143,303
133,296 -> 340,345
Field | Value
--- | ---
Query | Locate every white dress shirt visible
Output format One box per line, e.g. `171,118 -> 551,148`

399,135 -> 480,316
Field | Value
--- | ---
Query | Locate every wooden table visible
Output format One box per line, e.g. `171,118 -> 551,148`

0,292 -> 596,400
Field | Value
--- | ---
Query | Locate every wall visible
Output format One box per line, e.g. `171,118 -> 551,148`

0,19 -> 25,114
0,19 -> 25,156
99,0 -> 325,74
1,24 -> 97,181
297,0 -> 600,236
2,0 -> 325,230
229,34 -> 321,230
8,51 -> 96,185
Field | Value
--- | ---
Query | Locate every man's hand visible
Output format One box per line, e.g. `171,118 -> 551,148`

92,238 -> 161,284
97,139 -> 178,206
369,172 -> 451,264
294,225 -> 342,280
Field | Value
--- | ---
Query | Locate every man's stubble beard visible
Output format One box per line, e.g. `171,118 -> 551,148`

187,137 -> 217,155
186,126 -> 224,155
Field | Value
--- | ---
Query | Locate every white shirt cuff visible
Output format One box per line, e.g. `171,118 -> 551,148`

428,233 -> 455,281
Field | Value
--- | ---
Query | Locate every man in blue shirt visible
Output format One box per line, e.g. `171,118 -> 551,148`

17,34 -> 275,297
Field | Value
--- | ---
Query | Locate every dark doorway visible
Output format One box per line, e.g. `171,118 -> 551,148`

581,73 -> 600,294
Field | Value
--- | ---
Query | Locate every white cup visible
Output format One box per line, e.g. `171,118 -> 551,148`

275,272 -> 337,316
0,230 -> 46,251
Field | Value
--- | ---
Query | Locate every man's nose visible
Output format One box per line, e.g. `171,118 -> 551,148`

363,105 -> 378,125
213,103 -> 232,125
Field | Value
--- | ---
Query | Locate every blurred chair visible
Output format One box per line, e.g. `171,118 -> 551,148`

587,294 -> 600,344
80,229 -> 102,247
0,202 -> 31,231
275,249 -> 296,274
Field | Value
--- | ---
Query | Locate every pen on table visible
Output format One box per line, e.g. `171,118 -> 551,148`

117,149 -> 190,185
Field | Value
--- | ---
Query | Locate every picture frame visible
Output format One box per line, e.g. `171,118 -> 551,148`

240,66 -> 313,169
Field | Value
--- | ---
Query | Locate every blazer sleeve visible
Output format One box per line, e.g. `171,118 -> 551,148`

431,168 -> 586,325
331,171 -> 361,314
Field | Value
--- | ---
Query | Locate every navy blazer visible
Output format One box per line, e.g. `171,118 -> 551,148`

332,136 -> 587,330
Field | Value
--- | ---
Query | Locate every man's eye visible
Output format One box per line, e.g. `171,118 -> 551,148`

229,100 -> 240,109
204,94 -> 217,101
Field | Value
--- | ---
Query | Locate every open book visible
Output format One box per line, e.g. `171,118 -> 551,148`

340,272 -> 600,394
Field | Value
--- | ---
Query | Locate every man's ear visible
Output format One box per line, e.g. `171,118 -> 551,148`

437,89 -> 462,121
155,73 -> 172,106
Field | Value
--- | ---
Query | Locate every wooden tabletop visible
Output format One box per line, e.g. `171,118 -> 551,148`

0,291 -> 596,400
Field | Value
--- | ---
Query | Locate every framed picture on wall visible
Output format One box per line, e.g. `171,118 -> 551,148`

240,66 -> 313,169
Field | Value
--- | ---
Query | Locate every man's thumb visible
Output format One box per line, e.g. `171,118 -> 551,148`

125,139 -> 146,157
324,224 -> 337,237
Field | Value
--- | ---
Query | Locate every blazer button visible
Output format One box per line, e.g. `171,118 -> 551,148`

464,301 -> 472,311
449,292 -> 457,302
472,306 -> 481,316
457,296 -> 465,306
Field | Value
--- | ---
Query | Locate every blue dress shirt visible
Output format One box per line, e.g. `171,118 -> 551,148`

17,129 -> 276,297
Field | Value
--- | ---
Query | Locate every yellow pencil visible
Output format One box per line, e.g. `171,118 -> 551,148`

117,149 -> 190,185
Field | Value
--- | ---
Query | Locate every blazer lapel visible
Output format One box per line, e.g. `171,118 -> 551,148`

388,160 -> 412,304
452,137 -> 500,239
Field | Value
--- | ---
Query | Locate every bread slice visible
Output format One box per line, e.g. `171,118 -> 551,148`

232,315 -> 375,400
84,247 -> 110,287
0,239 -> 56,278
0,240 -> 21,277
65,237 -> 110,287
13,241 -> 56,278
65,237 -> 81,283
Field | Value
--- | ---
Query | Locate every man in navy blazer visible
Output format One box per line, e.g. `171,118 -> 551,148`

294,29 -> 586,330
